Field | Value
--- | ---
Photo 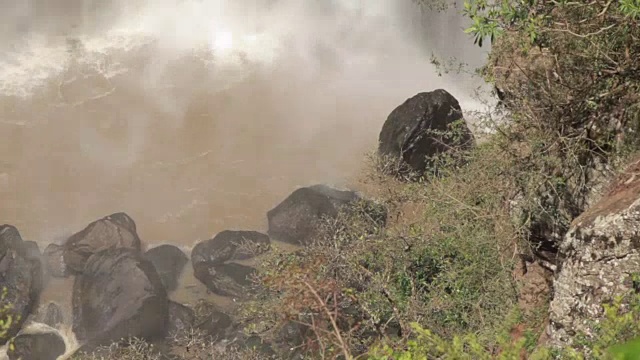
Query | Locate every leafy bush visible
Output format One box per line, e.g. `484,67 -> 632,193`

463,0 -> 640,251
0,287 -> 17,352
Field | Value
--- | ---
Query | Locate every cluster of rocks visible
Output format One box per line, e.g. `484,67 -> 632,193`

0,88 -> 483,358
0,184 -> 391,358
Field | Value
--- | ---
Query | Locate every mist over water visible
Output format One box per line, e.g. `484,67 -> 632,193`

0,0 -> 488,248
0,1 -> 492,357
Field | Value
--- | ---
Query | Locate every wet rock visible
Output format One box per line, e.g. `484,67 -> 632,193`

192,230 -> 271,266
144,244 -> 189,292
167,301 -> 196,337
193,262 -> 256,299
63,212 -> 142,273
7,330 -> 66,360
191,230 -> 271,299
34,302 -> 64,328
548,157 -> 640,347
195,308 -> 233,341
378,89 -> 474,176
43,243 -> 68,278
72,248 -> 169,350
22,241 -> 41,261
0,225 -> 44,345
267,184 -> 386,246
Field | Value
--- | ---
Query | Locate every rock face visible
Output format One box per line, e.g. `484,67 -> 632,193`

267,184 -> 386,246
72,248 -> 169,349
192,230 -> 271,298
144,244 -> 189,292
7,330 -> 66,360
378,89 -> 474,175
43,243 -> 68,278
63,212 -> 142,273
0,225 -> 43,345
548,158 -> 640,346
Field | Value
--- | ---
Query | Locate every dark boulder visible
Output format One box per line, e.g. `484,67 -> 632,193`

72,248 -> 169,350
63,212 -> 142,273
195,308 -> 233,341
191,230 -> 270,299
7,330 -> 66,360
378,89 -> 474,176
143,244 -> 189,292
193,262 -> 256,299
267,184 -> 386,246
0,225 -> 43,345
43,243 -> 68,278
167,301 -> 196,337
191,230 -> 270,267
33,302 -> 64,328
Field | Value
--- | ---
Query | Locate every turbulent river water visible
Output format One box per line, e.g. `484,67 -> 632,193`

0,0 -> 490,357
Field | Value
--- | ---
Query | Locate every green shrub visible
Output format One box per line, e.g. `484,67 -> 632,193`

1,287 -> 18,352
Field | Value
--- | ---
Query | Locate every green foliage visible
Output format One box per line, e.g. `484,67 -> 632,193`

0,288 -> 13,340
365,292 -> 640,360
368,322 -> 540,360
0,287 -> 18,353
240,135 -> 525,358
459,0 -> 640,256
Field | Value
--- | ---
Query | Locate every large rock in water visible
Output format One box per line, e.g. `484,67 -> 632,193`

378,89 -> 474,175
72,248 -> 169,350
0,225 -> 43,345
548,158 -> 640,346
63,212 -> 142,273
267,184 -> 386,246
143,244 -> 189,292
